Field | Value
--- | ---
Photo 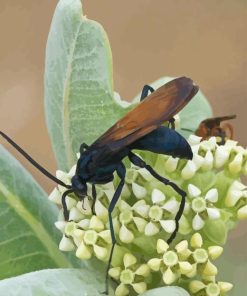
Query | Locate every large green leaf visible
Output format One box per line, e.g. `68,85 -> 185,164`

45,0 -> 131,170
0,269 -> 114,296
133,77 -> 213,138
140,286 -> 190,296
0,145 -> 76,279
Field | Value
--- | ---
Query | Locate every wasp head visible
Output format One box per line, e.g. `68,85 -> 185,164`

71,175 -> 87,199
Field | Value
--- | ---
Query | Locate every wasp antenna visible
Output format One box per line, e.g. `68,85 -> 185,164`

0,131 -> 71,189
180,128 -> 195,133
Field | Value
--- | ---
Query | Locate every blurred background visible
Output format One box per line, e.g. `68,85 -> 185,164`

0,1 -> 246,292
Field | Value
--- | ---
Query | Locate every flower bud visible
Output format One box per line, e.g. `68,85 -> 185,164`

109,267 -> 121,280
145,222 -> 159,236
237,205 -> 247,220
132,182 -> 147,199
123,253 -> 137,268
206,283 -> 220,296
188,184 -> 201,198
188,135 -> 202,145
135,264 -> 150,277
119,225 -> 134,243
218,281 -> 233,293
181,161 -> 197,179
164,156 -> 179,173
59,235 -> 75,251
215,146 -> 230,168
202,150 -> 214,171
147,258 -> 162,271
157,239 -> 169,254
89,216 -> 105,232
162,267 -> 177,284
189,280 -> 206,293
69,207 -> 84,221
48,188 -> 61,204
205,188 -> 218,203
190,232 -> 203,248
152,188 -> 166,203
132,282 -> 147,294
115,283 -> 129,296
202,260 -> 218,276
76,241 -> 92,260
208,246 -> 223,260
160,220 -> 176,233
93,244 -> 108,261
228,153 -> 243,174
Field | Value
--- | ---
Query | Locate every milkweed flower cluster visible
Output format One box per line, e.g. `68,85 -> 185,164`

49,134 -> 246,295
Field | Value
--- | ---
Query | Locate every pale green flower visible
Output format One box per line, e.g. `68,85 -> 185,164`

187,185 -> 220,230
109,253 -> 150,296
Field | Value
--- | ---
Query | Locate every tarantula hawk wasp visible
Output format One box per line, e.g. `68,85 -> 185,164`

1,76 -> 199,293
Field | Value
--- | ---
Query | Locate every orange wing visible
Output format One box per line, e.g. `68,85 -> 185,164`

91,77 -> 199,152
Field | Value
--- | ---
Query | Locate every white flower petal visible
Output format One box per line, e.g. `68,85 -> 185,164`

188,135 -> 202,145
225,189 -> 243,207
133,201 -> 150,218
228,153 -> 243,174
94,200 -> 108,221
205,188 -> 218,203
207,207 -> 220,219
188,184 -> 201,198
119,224 -> 134,243
118,200 -> 131,211
237,205 -> 247,220
132,182 -> 147,199
48,188 -> 61,204
133,217 -> 147,233
59,235 -> 75,251
202,150 -> 214,171
192,214 -> 205,230
69,207 -> 85,221
152,188 -> 166,204
215,146 -> 230,168
54,221 -> 67,233
181,161 -> 197,179
160,220 -> 176,233
164,157 -> 179,173
162,200 -> 179,214
138,168 -> 153,181
144,222 -> 159,236
193,154 -> 204,170
201,137 -> 217,151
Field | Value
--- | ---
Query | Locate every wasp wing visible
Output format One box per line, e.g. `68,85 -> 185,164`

201,115 -> 236,128
91,77 -> 198,153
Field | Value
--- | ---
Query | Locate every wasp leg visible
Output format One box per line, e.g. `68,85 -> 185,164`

80,142 -> 89,154
168,117 -> 176,130
103,163 -> 126,295
91,183 -> 97,215
140,84 -> 154,101
128,151 -> 185,244
61,189 -> 75,221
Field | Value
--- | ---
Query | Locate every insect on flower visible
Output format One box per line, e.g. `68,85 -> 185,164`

195,115 -> 236,144
0,76 -> 199,293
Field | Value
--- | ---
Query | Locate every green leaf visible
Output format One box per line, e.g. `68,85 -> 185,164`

133,76 -> 213,138
140,286 -> 190,296
203,219 -> 227,245
45,0 -> 131,170
0,269 -> 114,296
0,145 -> 76,279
